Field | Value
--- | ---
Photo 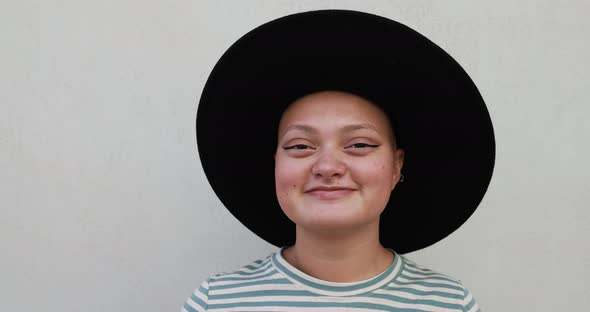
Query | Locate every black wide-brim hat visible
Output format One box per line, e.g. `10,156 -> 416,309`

196,10 -> 495,254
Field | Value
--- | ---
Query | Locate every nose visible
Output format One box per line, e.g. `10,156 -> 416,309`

311,149 -> 347,179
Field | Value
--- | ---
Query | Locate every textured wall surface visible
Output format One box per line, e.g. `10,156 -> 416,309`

1,1 -> 589,311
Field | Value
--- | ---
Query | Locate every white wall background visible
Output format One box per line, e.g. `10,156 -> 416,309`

1,0 -> 589,311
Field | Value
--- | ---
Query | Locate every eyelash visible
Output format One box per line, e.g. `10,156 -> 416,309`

283,143 -> 379,150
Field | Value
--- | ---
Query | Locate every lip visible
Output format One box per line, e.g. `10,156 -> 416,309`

305,187 -> 356,200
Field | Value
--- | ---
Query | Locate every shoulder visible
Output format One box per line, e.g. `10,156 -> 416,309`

399,255 -> 462,284
207,251 -> 275,283
181,252 -> 277,312
398,255 -> 482,312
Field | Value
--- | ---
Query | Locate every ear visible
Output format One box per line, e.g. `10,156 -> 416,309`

392,148 -> 405,188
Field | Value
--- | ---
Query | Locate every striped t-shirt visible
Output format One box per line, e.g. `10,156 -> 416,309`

182,247 -> 481,311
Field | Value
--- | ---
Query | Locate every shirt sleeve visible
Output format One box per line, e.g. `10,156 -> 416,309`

181,278 -> 210,312
462,285 -> 481,312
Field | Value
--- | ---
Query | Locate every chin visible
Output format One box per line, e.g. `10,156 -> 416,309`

298,220 -> 374,236
281,199 -> 381,230
297,211 -> 375,232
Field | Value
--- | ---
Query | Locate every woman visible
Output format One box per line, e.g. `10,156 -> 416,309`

183,9 -> 494,312
275,90 -> 404,285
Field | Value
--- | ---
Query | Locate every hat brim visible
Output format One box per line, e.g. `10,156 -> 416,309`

196,10 -> 495,254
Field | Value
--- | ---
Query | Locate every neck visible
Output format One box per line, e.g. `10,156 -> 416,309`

282,220 -> 394,282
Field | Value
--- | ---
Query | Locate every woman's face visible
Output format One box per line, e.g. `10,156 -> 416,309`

274,91 -> 404,233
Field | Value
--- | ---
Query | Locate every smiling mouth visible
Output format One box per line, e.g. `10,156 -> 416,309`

306,189 -> 356,200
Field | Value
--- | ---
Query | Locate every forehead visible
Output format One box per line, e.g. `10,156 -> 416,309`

278,91 -> 390,134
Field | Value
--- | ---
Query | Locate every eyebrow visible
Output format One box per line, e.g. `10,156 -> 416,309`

281,123 -> 379,137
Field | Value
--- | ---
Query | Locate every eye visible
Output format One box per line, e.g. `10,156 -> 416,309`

283,144 -> 315,150
346,143 -> 380,149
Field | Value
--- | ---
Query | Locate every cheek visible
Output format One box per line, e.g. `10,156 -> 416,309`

274,158 -> 305,201
351,158 -> 396,208
356,159 -> 394,185
360,160 -> 395,212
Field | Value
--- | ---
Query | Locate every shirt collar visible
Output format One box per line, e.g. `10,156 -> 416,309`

271,246 -> 403,296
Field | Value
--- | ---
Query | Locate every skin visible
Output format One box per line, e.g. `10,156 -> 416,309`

274,91 -> 405,282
